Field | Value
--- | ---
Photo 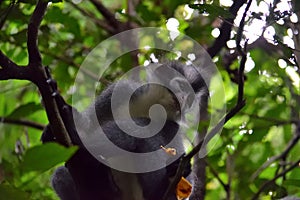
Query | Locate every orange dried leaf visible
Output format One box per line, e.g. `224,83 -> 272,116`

176,177 -> 192,200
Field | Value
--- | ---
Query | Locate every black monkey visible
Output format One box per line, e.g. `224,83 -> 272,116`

42,62 -> 208,200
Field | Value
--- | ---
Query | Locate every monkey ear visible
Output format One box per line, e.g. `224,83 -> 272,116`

176,177 -> 192,200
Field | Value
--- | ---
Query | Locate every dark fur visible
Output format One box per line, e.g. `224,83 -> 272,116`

42,62 -> 208,200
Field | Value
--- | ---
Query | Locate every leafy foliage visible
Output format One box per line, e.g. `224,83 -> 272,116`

0,0 -> 299,199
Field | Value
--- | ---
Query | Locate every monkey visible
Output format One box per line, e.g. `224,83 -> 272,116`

41,61 -> 209,200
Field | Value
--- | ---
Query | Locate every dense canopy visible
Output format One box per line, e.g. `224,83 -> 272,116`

0,0 -> 299,199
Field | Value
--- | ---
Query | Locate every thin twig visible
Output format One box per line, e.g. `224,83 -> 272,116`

162,102 -> 246,199
163,2 -> 251,196
40,50 -> 110,85
67,0 -> 115,34
236,0 -> 253,56
251,122 -> 300,180
0,117 -> 44,130
242,112 -> 299,125
251,158 -> 300,200
163,52 -> 247,200
207,0 -> 247,58
89,0 -> 120,30
206,160 -> 228,190
0,2 -> 15,30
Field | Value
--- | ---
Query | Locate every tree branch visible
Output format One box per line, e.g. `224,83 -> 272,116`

40,49 -> 110,85
0,2 -> 14,30
251,158 -> 300,200
0,51 -> 27,80
89,0 -> 120,30
0,0 -> 72,146
88,0 -> 138,35
0,51 -> 18,69
0,117 -> 45,130
27,0 -> 48,66
207,0 -> 247,58
251,121 -> 300,180
163,8 -> 251,195
163,50 -> 247,200
242,112 -> 298,125
206,160 -> 229,193
67,0 -> 115,34
25,1 -> 72,146
236,0 -> 252,56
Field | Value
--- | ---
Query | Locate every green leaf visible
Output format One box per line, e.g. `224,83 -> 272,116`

45,7 -> 81,39
283,179 -> 300,187
0,184 -> 30,200
259,165 -> 277,179
189,4 -> 234,19
7,102 -> 43,119
136,4 -> 160,22
21,143 -> 78,173
11,29 -> 27,45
